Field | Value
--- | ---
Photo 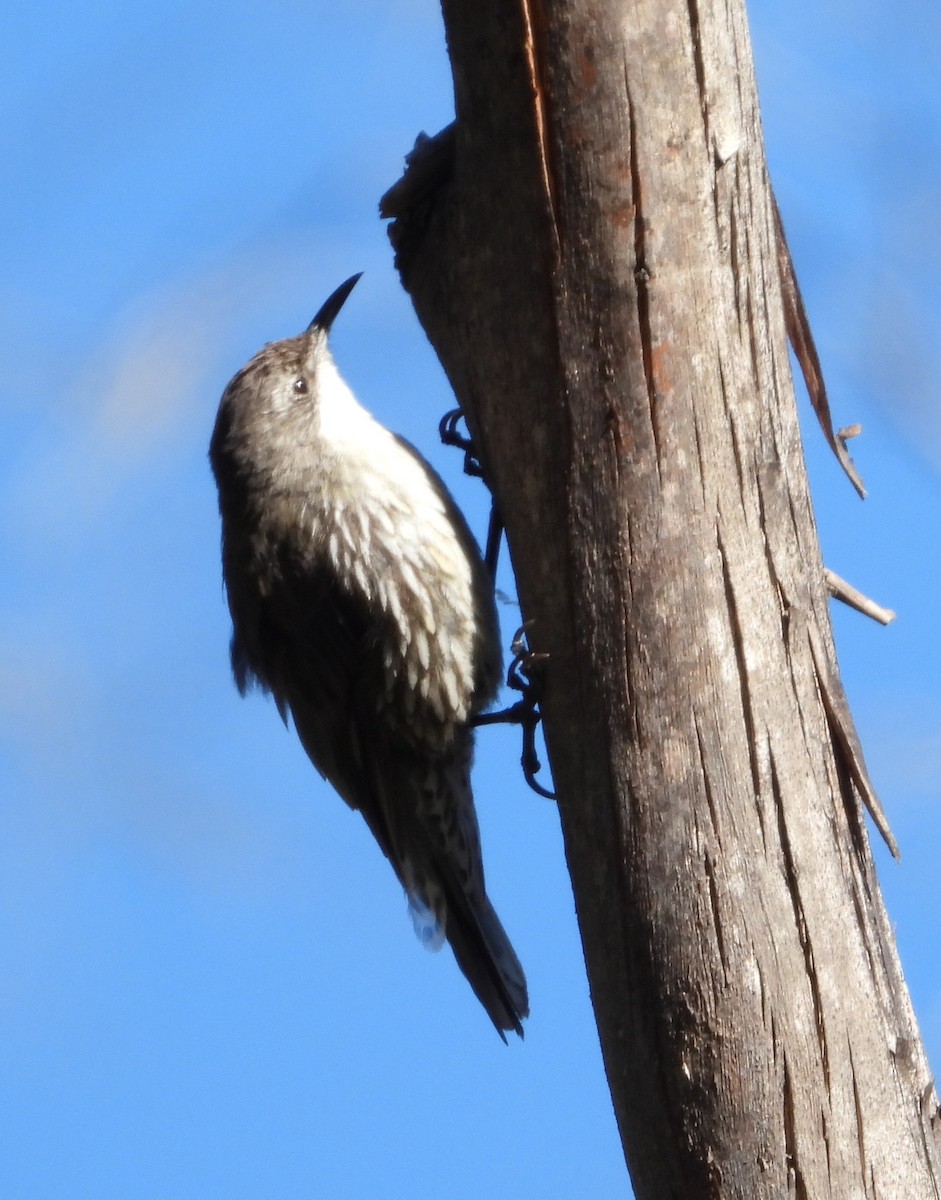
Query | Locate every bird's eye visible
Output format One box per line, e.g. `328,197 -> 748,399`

293,377 -> 308,396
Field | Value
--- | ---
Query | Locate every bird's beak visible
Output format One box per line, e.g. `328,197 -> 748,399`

308,273 -> 363,335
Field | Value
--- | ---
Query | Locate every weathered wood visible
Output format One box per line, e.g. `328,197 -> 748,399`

383,1 -> 941,1195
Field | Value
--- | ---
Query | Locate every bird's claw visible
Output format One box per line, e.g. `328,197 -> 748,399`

439,408 -> 484,479
474,623 -> 555,800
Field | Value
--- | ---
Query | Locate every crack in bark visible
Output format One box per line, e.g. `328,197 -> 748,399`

716,524 -> 762,799
755,950 -> 768,1028
694,715 -> 729,981
849,1039 -> 873,1195
770,746 -> 832,1097
744,262 -> 763,389
704,848 -> 728,981
754,469 -> 791,646
782,1053 -> 809,1200
624,68 -> 662,482
848,874 -> 878,980
690,399 -> 710,510
729,193 -> 743,335
717,350 -> 749,506
686,0 -> 709,135
711,172 -> 724,254
916,1083 -> 941,1199
519,0 -> 562,255
695,713 -> 721,844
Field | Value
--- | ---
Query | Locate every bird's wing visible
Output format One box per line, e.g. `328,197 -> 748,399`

239,545 -> 412,871
229,540 -> 528,1036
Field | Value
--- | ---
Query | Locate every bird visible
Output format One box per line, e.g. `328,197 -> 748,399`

208,273 -> 528,1038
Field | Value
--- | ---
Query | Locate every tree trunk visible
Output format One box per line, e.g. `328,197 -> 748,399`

381,0 -> 941,1195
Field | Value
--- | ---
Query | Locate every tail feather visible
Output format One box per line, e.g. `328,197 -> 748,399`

363,738 -> 529,1037
444,888 -> 529,1040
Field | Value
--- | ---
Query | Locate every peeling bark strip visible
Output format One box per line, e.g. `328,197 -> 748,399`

383,0 -> 941,1195
806,625 -> 900,859
773,192 -> 867,499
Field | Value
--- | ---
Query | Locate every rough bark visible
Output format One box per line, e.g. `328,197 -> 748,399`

381,0 -> 941,1195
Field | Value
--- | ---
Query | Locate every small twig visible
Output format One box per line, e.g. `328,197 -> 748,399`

825,568 -> 896,626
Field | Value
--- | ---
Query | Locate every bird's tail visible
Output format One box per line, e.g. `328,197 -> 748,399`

444,885 -> 529,1040
386,741 -> 529,1039
429,749 -> 529,1040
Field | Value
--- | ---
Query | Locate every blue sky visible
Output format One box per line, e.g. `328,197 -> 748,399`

1,2 -> 938,1197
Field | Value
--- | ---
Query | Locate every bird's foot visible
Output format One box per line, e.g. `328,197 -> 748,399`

473,623 -> 555,799
439,408 -> 484,479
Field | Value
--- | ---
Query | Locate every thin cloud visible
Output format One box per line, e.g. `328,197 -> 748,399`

3,233 -> 362,539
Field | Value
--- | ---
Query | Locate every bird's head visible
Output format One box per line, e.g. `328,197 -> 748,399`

211,273 -> 364,467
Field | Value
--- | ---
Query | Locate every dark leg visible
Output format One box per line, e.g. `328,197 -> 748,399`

440,407 -> 504,579
473,624 -> 555,800
440,412 -> 553,798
